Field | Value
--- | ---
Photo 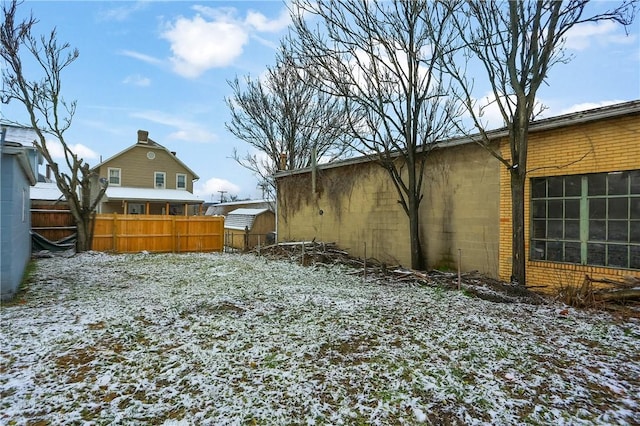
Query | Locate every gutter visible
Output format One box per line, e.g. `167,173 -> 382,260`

2,140 -> 38,186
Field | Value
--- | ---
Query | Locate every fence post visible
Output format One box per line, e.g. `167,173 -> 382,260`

112,213 -> 118,252
171,215 -> 177,253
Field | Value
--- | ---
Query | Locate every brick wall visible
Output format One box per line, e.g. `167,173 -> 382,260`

498,113 -> 640,292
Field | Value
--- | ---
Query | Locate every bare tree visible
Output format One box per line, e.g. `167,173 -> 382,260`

1,0 -> 107,252
289,0 -> 463,270
225,45 -> 352,200
442,0 -> 636,285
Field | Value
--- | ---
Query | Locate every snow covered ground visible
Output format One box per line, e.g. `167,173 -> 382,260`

1,252 -> 639,425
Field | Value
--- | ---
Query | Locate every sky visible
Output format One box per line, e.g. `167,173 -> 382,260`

2,1 -> 639,202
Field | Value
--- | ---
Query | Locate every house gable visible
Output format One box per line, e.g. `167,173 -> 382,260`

92,130 -> 198,192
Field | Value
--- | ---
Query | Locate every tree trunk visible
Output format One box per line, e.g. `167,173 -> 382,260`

408,193 -> 424,271
510,168 -> 526,286
76,213 -> 92,252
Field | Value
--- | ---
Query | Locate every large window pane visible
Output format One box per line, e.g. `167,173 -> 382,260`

548,200 -> 563,218
589,220 -> 606,241
631,245 -> 640,269
548,176 -> 563,197
565,242 -> 581,263
531,171 -> 639,269
589,199 -> 606,219
608,245 -> 628,268
608,221 -> 628,242
609,198 -> 628,220
531,241 -> 546,260
631,171 -> 640,194
631,197 -> 640,220
531,178 -> 546,198
532,220 -> 546,239
532,200 -> 546,218
588,174 -> 606,196
565,220 -> 580,240
631,222 -> 640,243
548,220 -> 563,239
547,242 -> 562,261
607,172 -> 628,196
565,199 -> 580,219
587,243 -> 606,265
565,175 -> 582,197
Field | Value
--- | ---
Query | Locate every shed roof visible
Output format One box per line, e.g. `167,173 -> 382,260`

30,182 -> 64,201
225,208 -> 270,231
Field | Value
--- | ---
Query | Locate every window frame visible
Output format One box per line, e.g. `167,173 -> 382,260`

530,170 -> 640,270
108,167 -> 121,186
176,173 -> 187,190
154,171 -> 166,189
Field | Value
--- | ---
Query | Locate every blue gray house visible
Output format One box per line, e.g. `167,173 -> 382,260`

1,125 -> 41,301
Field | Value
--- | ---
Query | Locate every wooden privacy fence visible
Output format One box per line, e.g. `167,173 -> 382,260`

31,205 -> 76,241
92,214 -> 224,253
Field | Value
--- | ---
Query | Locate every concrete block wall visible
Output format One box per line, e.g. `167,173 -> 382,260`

277,141 -> 501,275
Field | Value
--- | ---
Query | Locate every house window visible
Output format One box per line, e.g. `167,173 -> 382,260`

531,170 -> 640,270
176,173 -> 187,190
154,172 -> 166,189
108,168 -> 121,186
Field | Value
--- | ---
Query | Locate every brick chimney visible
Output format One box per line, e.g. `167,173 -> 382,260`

279,152 -> 287,170
137,130 -> 149,144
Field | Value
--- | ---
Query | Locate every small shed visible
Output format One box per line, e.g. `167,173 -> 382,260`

205,199 -> 273,216
224,208 -> 275,250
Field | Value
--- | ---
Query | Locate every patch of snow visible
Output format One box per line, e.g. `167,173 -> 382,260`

1,252 -> 638,424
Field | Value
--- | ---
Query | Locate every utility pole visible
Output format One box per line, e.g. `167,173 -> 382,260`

257,182 -> 268,200
218,190 -> 227,203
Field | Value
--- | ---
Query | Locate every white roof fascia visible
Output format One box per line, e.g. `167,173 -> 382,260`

227,208 -> 269,216
104,187 -> 203,203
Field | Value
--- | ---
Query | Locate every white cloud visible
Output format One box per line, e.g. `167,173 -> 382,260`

564,20 -> 636,51
194,177 -> 241,200
99,1 -> 148,22
168,128 -> 217,144
46,140 -> 99,161
161,14 -> 249,78
130,110 -> 218,144
245,9 -> 291,32
123,74 -> 151,87
558,100 -> 625,115
463,92 -> 548,130
161,6 -> 290,79
119,50 -> 164,66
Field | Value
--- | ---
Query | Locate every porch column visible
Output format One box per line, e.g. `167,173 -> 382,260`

183,203 -> 188,216
145,201 -> 150,215
123,201 -> 128,214
165,202 -> 170,215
